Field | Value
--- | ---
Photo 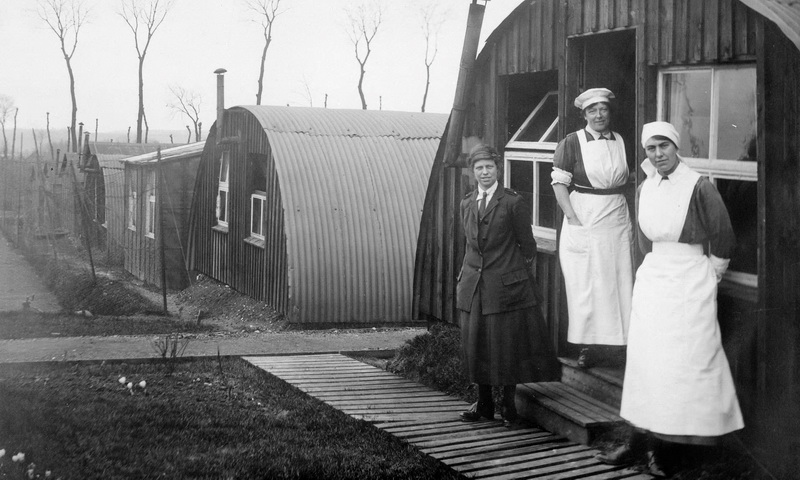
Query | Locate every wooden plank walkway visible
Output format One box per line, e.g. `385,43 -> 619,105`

243,353 -> 651,479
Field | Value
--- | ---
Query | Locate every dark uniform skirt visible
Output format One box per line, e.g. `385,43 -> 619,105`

460,287 -> 560,385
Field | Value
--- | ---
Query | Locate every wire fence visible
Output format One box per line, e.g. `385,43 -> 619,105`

0,155 -> 190,291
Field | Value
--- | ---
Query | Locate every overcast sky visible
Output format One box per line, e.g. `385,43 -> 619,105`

0,0 -> 517,145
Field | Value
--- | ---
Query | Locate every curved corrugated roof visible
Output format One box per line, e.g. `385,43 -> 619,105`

740,0 -> 800,51
237,106 -> 447,323
124,142 -> 205,165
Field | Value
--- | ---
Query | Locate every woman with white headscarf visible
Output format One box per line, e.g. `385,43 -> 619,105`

595,121 -> 744,477
551,88 -> 634,368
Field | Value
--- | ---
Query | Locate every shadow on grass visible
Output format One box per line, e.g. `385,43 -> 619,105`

0,357 -> 465,480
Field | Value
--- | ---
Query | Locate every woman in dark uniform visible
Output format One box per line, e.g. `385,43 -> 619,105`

457,144 -> 559,427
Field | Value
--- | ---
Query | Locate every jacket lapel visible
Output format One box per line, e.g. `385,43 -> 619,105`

482,187 -> 503,220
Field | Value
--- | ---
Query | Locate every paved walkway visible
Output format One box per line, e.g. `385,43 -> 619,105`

0,238 -> 61,313
0,329 -> 425,363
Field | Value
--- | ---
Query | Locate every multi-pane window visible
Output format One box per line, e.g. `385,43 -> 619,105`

145,171 -> 156,238
505,152 -> 559,241
504,91 -> 559,242
216,152 -> 230,227
251,191 -> 266,240
127,178 -> 137,231
658,65 -> 757,287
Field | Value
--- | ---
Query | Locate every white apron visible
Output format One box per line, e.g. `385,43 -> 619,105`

559,131 -> 633,345
620,164 -> 744,437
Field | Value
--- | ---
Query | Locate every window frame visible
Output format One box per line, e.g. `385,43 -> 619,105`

127,175 -> 137,231
145,170 -> 156,239
503,149 -> 557,244
506,90 -> 559,150
250,191 -> 267,241
215,152 -> 230,228
657,64 -> 758,288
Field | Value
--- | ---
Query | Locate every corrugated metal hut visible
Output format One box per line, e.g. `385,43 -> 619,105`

189,103 -> 447,325
78,140 -> 163,263
122,142 -> 203,290
414,0 -> 799,475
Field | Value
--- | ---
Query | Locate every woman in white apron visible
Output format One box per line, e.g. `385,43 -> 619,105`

551,88 -> 634,368
596,122 -> 743,477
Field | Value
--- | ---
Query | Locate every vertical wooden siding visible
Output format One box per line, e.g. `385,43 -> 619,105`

757,19 -> 800,477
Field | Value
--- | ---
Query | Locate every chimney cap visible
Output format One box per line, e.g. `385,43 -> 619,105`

214,68 -> 227,74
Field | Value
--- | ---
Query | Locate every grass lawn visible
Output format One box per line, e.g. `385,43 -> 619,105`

0,358 -> 464,480
0,311 -> 215,340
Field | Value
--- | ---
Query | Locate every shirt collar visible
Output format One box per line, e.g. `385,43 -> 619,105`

478,181 -> 498,198
584,127 -> 615,141
641,157 -> 686,182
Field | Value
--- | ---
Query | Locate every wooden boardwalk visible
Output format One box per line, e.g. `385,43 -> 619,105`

243,353 -> 651,479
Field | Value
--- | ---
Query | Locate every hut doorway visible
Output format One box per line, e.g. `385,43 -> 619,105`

567,29 -> 637,167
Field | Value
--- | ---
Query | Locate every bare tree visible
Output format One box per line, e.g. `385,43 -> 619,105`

419,3 -> 445,113
120,0 -> 174,143
246,0 -> 284,105
0,95 -> 15,160
297,74 -> 314,107
38,0 -> 89,153
345,2 -> 383,110
167,85 -> 203,142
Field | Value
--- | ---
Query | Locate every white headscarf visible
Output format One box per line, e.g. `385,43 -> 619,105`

640,121 -> 680,149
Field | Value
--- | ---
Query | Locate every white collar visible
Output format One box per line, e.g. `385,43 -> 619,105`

478,181 -> 498,198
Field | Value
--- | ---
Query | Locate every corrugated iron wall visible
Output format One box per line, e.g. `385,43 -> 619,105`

189,107 -> 444,323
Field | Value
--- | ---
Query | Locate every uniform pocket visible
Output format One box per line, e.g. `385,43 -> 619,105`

561,223 -> 590,254
500,269 -> 533,306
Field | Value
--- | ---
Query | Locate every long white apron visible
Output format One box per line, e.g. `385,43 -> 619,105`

620,167 -> 744,437
559,131 -> 633,345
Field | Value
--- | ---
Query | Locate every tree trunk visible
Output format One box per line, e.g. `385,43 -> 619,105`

421,64 -> 431,113
137,56 -> 145,143
65,58 -> 78,153
358,66 -> 367,110
11,108 -> 18,160
47,113 -> 54,161
256,34 -> 271,105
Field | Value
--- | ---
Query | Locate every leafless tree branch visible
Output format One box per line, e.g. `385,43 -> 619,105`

344,2 -> 382,110
167,85 -> 203,142
245,0 -> 284,105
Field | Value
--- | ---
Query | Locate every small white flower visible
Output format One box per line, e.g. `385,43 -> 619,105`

127,382 -> 133,389
138,380 -> 147,389
0,449 -> 5,458
45,471 -> 52,478
12,452 -> 25,462
119,376 -> 126,384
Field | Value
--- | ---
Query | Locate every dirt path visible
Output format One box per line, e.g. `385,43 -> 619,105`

0,328 -> 425,363
0,239 -> 60,313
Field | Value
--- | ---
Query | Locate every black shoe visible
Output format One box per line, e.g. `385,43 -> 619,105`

577,348 -> 592,368
460,402 -> 493,422
595,443 -> 638,466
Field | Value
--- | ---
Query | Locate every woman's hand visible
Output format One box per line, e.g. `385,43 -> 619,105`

566,216 -> 583,226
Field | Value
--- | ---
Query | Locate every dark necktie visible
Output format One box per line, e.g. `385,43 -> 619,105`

478,192 -> 487,217
599,134 -> 608,140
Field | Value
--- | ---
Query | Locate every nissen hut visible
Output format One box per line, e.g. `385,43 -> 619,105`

414,0 -> 798,476
189,81 -> 447,325
122,142 -> 203,290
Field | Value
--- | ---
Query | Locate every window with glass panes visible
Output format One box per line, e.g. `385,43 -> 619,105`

251,192 -> 266,240
145,171 -> 156,238
658,65 -> 757,287
216,152 -> 230,227
504,91 -> 559,241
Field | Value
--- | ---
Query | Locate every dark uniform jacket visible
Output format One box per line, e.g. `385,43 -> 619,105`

456,186 -> 538,315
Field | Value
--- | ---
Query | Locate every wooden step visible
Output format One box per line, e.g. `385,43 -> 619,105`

559,357 -> 624,409
516,381 -> 625,445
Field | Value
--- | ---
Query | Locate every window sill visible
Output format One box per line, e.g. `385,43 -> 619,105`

718,279 -> 758,304
128,226 -> 136,232
244,236 -> 265,249
212,224 -> 229,234
534,235 -> 557,255
145,233 -> 155,240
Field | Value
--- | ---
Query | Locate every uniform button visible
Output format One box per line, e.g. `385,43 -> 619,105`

477,268 -> 482,273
